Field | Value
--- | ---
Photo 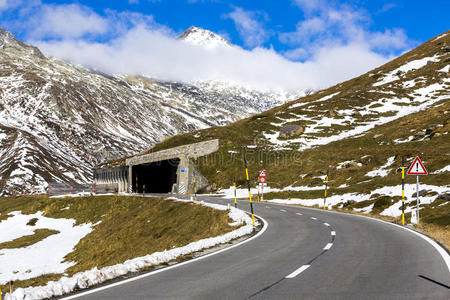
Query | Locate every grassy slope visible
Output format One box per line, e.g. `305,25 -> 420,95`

135,32 -> 449,238
0,195 -> 236,290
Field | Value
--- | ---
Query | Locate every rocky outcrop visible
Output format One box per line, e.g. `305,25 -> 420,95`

280,125 -> 303,138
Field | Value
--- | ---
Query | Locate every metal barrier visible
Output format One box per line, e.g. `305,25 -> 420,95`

48,182 -> 118,196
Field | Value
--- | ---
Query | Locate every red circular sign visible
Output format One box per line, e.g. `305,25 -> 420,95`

260,177 -> 266,183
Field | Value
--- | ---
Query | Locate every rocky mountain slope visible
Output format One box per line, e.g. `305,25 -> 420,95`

145,31 -> 450,227
0,27 -> 301,195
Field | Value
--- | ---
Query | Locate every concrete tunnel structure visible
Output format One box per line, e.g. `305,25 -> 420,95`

93,139 -> 219,194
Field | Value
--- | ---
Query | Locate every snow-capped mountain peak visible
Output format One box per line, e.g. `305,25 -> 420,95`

177,26 -> 232,48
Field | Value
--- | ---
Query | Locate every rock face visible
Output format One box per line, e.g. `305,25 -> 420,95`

279,125 -> 303,138
0,27 -> 302,195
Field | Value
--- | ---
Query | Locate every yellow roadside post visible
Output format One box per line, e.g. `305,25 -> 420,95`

194,177 -> 197,201
401,156 -> 405,225
233,177 -> 238,208
244,155 -> 256,226
143,184 -> 145,197
135,175 -> 138,194
323,169 -> 329,209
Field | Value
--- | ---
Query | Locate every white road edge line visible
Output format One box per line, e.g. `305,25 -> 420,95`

285,265 -> 310,278
296,213 -> 302,216
310,217 -> 317,220
323,243 -> 333,250
331,231 -> 336,236
268,203 -> 450,273
323,222 -> 330,226
61,215 -> 269,299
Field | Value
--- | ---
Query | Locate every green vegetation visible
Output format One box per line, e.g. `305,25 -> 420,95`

0,195 -> 236,290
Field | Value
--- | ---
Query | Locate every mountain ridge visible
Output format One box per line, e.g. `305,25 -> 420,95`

0,27 -> 299,195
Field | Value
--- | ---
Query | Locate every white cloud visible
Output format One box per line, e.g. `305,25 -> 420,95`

31,24 -> 388,92
293,0 -> 325,13
11,2 -> 409,93
224,7 -> 269,48
280,3 -> 413,59
282,47 -> 308,60
26,4 -> 108,39
0,0 -> 25,12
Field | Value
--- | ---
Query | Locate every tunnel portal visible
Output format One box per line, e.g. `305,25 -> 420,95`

132,158 -> 180,193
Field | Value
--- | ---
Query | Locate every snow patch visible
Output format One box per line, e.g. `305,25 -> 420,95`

4,197 -> 254,300
0,211 -> 93,284
366,156 -> 395,177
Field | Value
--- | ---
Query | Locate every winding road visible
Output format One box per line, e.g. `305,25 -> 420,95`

65,196 -> 450,299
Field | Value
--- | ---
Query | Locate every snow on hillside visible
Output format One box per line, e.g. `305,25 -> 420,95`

0,28 -> 299,195
3,197 -> 254,300
0,211 -> 93,284
261,51 -> 449,151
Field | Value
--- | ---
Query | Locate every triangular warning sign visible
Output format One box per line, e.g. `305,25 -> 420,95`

407,156 -> 428,175
259,169 -> 267,177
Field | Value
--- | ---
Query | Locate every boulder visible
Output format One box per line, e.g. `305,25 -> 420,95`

309,177 -> 323,186
279,125 -> 304,138
411,189 -> 431,197
437,193 -> 450,201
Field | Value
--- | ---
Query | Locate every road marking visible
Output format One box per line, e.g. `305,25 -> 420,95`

310,217 -> 317,220
323,222 -> 330,226
296,212 -> 302,216
323,243 -> 333,250
331,231 -> 336,236
280,209 -> 287,212
61,214 -> 269,299
285,265 -> 310,279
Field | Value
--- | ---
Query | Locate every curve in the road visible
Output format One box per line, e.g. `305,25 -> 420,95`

62,196 -> 450,299
61,213 -> 269,300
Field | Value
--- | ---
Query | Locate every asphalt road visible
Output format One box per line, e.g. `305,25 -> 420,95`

68,196 -> 450,299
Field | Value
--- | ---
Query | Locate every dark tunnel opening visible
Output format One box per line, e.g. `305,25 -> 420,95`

132,158 -> 180,193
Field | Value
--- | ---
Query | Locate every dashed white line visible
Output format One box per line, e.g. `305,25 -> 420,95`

285,265 -> 310,279
296,213 -> 302,216
323,243 -> 333,250
310,217 -> 317,220
331,231 -> 336,236
323,222 -> 330,226
280,209 -> 287,212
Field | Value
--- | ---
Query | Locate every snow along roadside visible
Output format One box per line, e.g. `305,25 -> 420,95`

4,197 -> 256,300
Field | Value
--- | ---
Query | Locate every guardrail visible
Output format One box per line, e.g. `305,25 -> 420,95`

48,182 -> 118,196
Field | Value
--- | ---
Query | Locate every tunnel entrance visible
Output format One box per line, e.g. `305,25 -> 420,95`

132,158 -> 180,193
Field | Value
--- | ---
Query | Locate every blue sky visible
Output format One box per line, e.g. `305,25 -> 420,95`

0,0 -> 448,90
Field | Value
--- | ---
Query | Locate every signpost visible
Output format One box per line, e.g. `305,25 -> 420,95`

407,156 -> 428,224
259,170 -> 267,202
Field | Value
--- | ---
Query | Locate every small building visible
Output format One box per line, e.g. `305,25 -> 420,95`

93,139 -> 219,194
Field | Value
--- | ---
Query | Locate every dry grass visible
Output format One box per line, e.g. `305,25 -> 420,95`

0,195 -> 236,291
0,229 -> 59,249
415,223 -> 450,250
